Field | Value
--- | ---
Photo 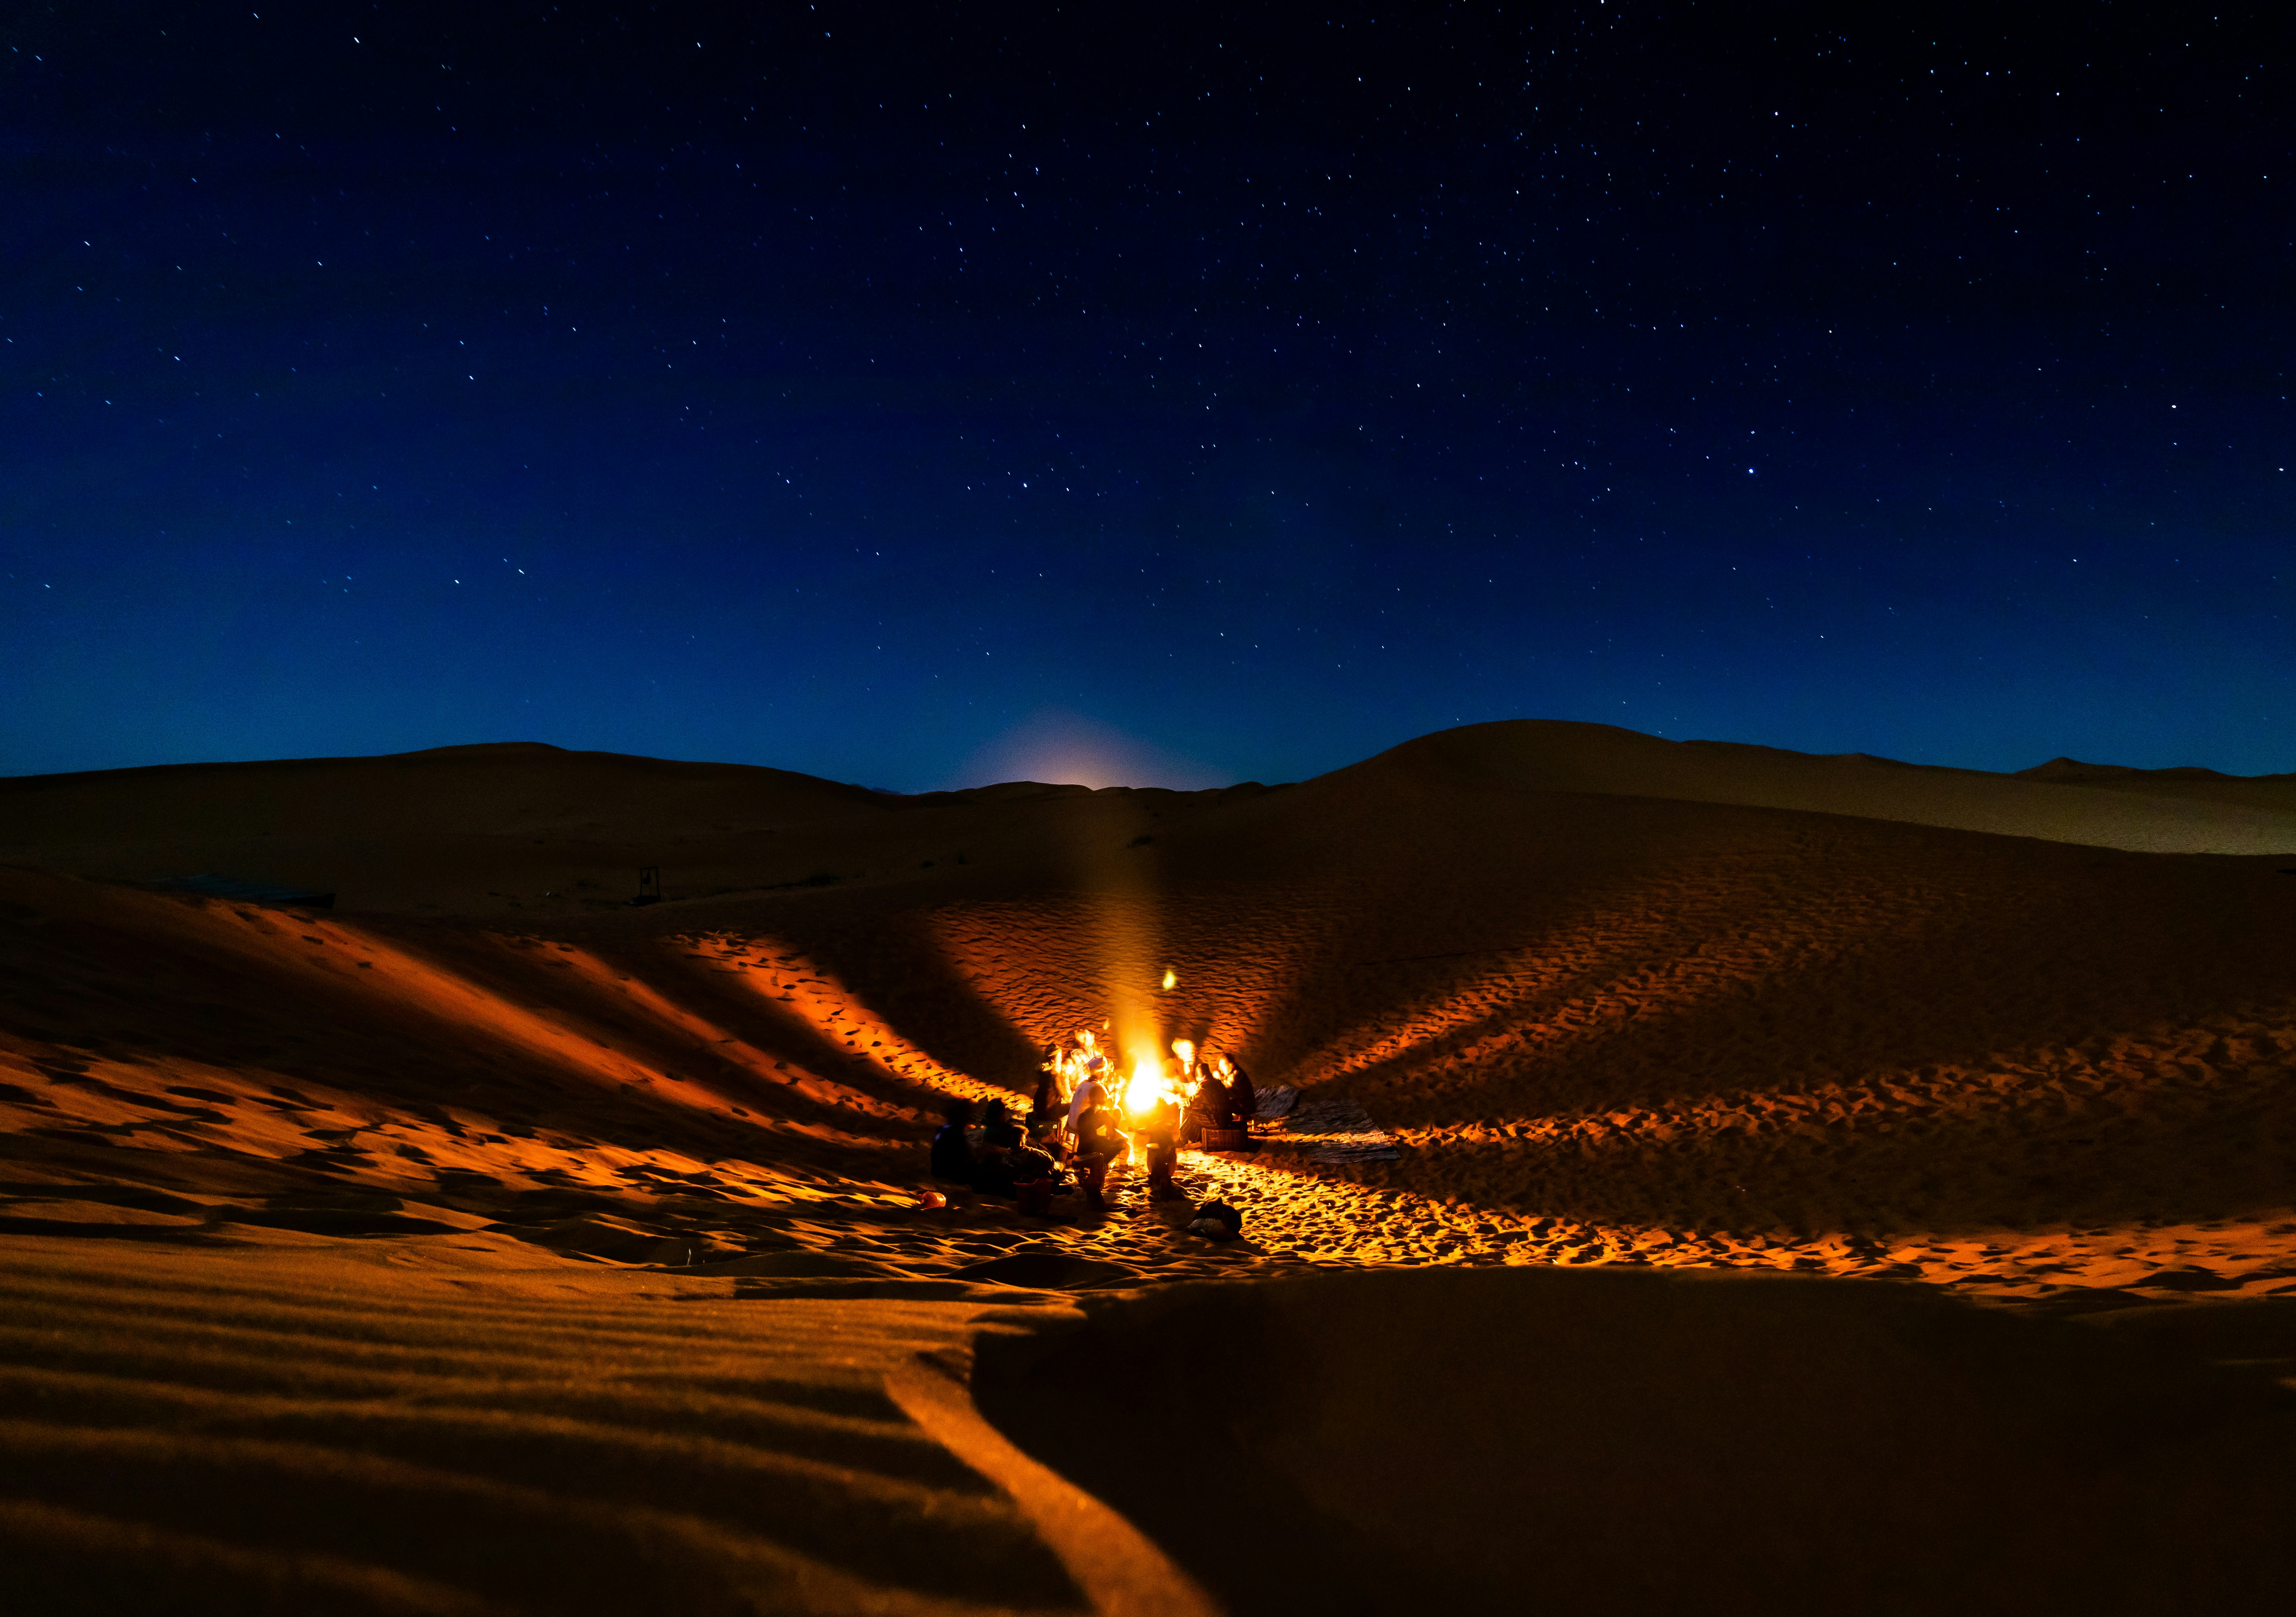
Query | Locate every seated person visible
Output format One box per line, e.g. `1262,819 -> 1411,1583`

1005,1135 -> 1061,1214
1220,1058 -> 1257,1130
1067,1070 -> 1105,1134
1184,1075 -> 1232,1140
1070,1097 -> 1127,1216
1139,1094 -> 1186,1200
1024,1106 -> 1070,1163
1008,1136 -> 1057,1184
930,1099 -> 975,1183
971,1121 -> 1027,1197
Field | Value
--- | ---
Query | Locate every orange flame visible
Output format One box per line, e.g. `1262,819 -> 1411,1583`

1124,1050 -> 1170,1117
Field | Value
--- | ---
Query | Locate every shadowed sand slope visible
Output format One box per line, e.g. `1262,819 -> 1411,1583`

979,1267 -> 2296,1617
3,721 -> 2296,1612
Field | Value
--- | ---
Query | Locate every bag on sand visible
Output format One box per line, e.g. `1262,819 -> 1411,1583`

1188,1200 -> 1243,1241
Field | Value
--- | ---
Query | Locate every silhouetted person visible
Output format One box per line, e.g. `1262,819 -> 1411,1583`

1068,1068 -> 1107,1134
1186,1068 -> 1233,1140
1220,1056 -> 1257,1130
1004,1126 -> 1061,1216
1032,1046 -> 1066,1121
930,1098 -> 975,1184
1025,1103 -> 1069,1165
1140,1092 -> 1185,1201
1071,1093 -> 1126,1218
972,1120 -> 1026,1197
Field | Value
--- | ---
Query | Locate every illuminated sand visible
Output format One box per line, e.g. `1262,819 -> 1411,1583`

4,719 -> 2296,1612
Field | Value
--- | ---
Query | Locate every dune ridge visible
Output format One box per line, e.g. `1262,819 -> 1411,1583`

5,720 -> 2291,924
1340,720 -> 2296,853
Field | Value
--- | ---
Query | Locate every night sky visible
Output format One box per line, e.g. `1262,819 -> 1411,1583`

4,3 -> 2290,789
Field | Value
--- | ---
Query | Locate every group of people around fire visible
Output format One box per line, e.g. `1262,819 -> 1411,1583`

929,1028 -> 1256,1231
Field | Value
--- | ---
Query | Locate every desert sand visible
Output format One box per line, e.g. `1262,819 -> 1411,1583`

3,718 -> 2294,1613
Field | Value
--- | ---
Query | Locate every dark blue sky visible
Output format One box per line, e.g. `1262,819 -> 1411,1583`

5,2 -> 2290,787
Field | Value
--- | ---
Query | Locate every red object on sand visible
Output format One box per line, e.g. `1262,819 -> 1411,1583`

917,1191 -> 947,1210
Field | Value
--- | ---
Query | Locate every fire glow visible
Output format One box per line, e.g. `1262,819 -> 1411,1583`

1125,1050 -> 1173,1117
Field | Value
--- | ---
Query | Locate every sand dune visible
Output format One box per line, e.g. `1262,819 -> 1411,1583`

2017,753 -> 2296,810
1339,720 -> 2296,853
5,720 -> 2288,922
4,719 -> 2294,1612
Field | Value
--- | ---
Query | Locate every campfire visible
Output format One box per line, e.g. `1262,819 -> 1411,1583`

1038,1027 -> 1251,1165
1124,1048 -> 1175,1118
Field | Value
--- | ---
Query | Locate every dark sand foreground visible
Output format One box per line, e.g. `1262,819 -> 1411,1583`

4,720 -> 2294,1612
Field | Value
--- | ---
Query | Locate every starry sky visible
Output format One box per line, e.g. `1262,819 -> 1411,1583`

4,2 -> 2290,788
